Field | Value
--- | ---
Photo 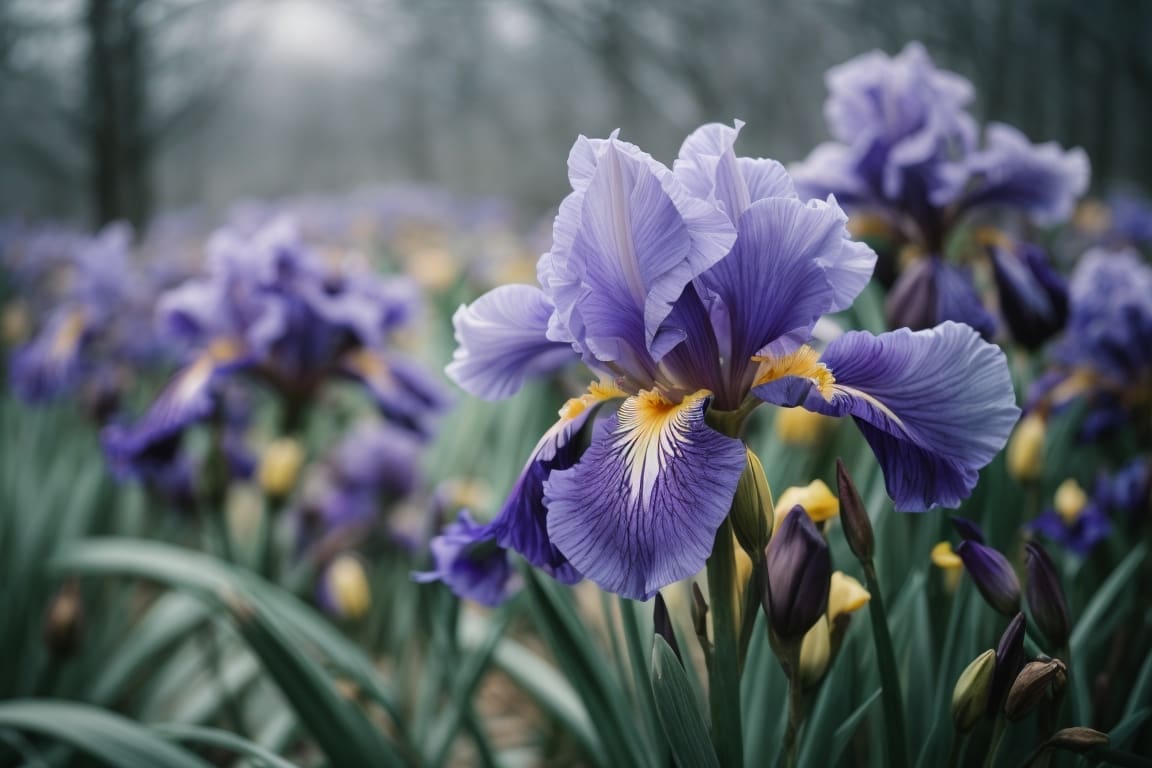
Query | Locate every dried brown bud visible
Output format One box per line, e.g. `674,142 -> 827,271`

43,580 -> 84,658
1046,727 -> 1109,753
1005,658 -> 1066,721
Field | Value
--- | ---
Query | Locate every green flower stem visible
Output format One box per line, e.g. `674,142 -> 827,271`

783,664 -> 805,768
706,519 -> 744,768
861,559 -> 909,768
983,717 -> 1007,768
947,731 -> 969,768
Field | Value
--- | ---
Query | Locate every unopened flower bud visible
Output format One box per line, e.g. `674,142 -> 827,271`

773,480 -> 838,534
931,541 -> 964,592
324,554 -> 372,620
1046,727 -> 1108,752
952,649 -> 996,733
950,516 -> 986,543
1005,658 -> 1067,721
827,571 -> 870,622
1025,541 -> 1071,649
764,508 -> 830,641
956,540 -> 1021,616
731,448 -> 774,559
1053,478 -> 1088,524
1007,412 -> 1046,482
691,581 -> 710,652
258,438 -> 305,498
798,618 -> 831,686
774,407 -> 833,447
43,580 -> 84,658
835,458 -> 874,563
989,613 -> 1027,714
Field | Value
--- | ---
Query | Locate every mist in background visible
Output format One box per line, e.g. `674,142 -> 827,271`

1,0 -> 1149,230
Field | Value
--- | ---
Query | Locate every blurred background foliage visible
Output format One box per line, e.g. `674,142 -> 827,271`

2,0 -> 1151,229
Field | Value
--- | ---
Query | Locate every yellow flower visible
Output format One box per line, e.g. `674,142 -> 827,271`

326,554 -> 372,620
1007,412 -> 1046,482
773,480 -> 839,534
1054,478 -> 1089,524
257,438 -> 305,497
774,407 -> 834,447
827,572 -> 870,621
931,541 -> 963,593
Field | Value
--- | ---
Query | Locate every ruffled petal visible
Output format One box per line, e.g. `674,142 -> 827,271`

544,390 -> 747,600
542,136 -> 735,375
952,123 -> 1089,225
673,121 -> 797,221
446,284 -> 577,400
696,198 -> 862,397
755,323 -> 1019,510
487,383 -> 625,583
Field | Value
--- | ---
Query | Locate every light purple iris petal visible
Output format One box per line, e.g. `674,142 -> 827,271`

673,121 -> 797,222
757,323 -> 1019,511
544,393 -> 747,600
446,284 -> 576,400
696,198 -> 844,399
949,123 -> 1089,225
543,136 -> 735,374
340,350 -> 450,438
790,143 -> 871,205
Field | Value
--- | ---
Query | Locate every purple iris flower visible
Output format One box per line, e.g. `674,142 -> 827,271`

793,43 -> 1087,340
439,123 -> 1019,601
794,44 -> 1088,250
1027,248 -> 1152,432
1030,499 -> 1111,557
107,217 -> 449,474
8,223 -> 148,403
413,511 -> 516,606
295,420 -> 424,554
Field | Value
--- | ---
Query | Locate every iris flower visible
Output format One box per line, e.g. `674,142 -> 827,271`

106,217 -> 449,476
440,123 -> 1018,601
791,43 -> 1087,341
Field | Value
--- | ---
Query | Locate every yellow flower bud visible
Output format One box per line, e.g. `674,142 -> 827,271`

258,438 -> 305,497
1007,412 -> 1046,482
326,554 -> 372,620
773,480 -> 840,534
798,617 -> 831,686
1,300 -> 30,345
931,541 -> 963,593
1054,478 -> 1089,524
952,649 -> 996,733
774,407 -> 834,447
827,571 -> 870,621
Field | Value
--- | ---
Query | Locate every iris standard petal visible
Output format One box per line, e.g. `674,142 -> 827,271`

446,284 -> 577,400
544,389 -> 747,600
673,120 -> 797,221
544,137 -> 735,373
697,198 -> 846,388
757,323 -> 1019,510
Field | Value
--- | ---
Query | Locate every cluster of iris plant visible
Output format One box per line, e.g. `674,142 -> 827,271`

98,216 -> 450,596
421,43 -> 1152,767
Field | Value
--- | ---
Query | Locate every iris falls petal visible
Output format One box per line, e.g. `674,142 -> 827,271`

544,390 -> 747,600
756,323 -> 1019,510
